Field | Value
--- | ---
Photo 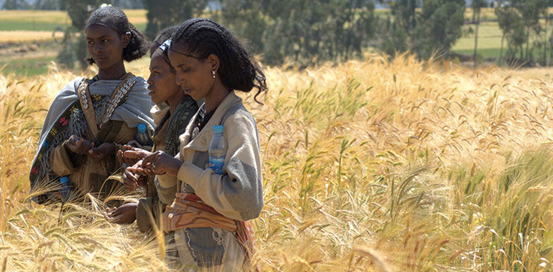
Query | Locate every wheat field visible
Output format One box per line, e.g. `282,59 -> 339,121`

1,55 -> 553,271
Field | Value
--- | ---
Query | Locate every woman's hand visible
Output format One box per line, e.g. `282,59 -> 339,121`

88,142 -> 116,162
65,135 -> 93,155
104,203 -> 137,224
126,150 -> 182,177
117,145 -> 141,166
122,167 -> 147,191
124,149 -> 154,176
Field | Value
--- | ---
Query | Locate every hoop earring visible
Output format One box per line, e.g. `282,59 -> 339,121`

212,70 -> 216,79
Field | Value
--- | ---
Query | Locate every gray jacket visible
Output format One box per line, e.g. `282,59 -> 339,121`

157,90 -> 264,221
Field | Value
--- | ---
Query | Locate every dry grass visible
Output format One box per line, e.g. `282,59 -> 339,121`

2,55 -> 553,271
0,31 -> 65,44
0,9 -> 146,43
0,10 -> 71,24
0,9 -> 146,26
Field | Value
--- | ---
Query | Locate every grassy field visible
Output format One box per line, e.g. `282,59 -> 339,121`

0,9 -> 147,32
454,8 -> 553,61
1,54 -> 553,271
0,31 -> 65,43
0,55 -> 56,77
0,10 -> 148,76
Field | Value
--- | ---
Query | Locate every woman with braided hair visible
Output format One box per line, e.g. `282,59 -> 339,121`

124,18 -> 267,271
104,26 -> 199,233
29,6 -> 154,204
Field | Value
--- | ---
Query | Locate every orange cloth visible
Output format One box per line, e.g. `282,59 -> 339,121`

162,193 -> 237,231
162,193 -> 257,264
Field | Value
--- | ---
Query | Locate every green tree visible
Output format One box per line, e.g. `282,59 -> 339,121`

33,0 -> 61,10
209,0 -> 267,54
412,0 -> 465,60
390,0 -> 418,32
542,5 -> 551,66
471,0 -> 487,66
142,0 -> 208,40
56,29 -> 78,69
113,0 -> 143,9
511,0 -> 549,61
141,0 -> 376,65
495,0 -> 550,65
495,5 -> 526,63
379,0 -> 417,57
256,0 -> 375,65
58,0 -> 105,69
379,18 -> 409,57
2,0 -> 31,9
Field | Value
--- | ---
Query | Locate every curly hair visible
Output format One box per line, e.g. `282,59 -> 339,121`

85,6 -> 149,65
172,18 -> 267,104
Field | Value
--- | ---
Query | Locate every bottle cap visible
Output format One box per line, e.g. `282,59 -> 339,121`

60,176 -> 69,183
214,125 -> 224,133
137,123 -> 147,133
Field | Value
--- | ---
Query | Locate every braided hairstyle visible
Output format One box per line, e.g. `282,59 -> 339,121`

172,18 -> 267,104
151,25 -> 179,56
150,26 -> 178,73
85,6 -> 149,65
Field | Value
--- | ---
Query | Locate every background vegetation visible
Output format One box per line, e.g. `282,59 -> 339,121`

2,1 -> 553,271
4,1 -> 553,71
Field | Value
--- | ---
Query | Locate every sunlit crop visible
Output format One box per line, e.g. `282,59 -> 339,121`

1,55 -> 553,271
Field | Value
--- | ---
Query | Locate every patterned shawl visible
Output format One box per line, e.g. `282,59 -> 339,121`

163,95 -> 198,156
29,75 -> 154,200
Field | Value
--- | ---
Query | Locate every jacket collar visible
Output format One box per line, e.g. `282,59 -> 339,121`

180,91 -> 242,152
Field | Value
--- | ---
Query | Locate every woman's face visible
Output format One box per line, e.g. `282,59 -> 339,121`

86,24 -> 129,73
167,42 -> 215,101
147,53 -> 181,105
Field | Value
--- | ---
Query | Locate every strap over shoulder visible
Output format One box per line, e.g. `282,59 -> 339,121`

101,74 -> 138,126
77,78 -> 99,140
77,74 -> 138,140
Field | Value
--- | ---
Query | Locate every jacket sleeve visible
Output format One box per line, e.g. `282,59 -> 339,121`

155,174 -> 178,205
176,112 -> 264,221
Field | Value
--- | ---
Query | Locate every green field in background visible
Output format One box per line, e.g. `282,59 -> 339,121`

0,10 -> 70,31
0,10 -> 147,32
0,9 -> 508,55
0,56 -> 56,76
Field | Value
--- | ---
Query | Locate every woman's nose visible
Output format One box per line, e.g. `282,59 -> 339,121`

175,75 -> 184,86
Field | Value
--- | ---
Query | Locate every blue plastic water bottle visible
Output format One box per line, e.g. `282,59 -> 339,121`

60,176 -> 71,202
135,123 -> 153,146
209,125 -> 226,174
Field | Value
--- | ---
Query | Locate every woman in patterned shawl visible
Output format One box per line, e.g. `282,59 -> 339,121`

29,6 -> 154,204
